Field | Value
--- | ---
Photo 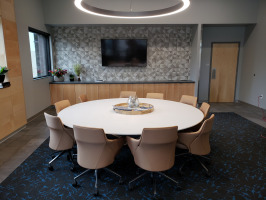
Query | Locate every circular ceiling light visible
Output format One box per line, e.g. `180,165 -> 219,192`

74,0 -> 190,19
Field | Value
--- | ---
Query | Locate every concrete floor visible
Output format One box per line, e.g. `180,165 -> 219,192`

0,102 -> 265,183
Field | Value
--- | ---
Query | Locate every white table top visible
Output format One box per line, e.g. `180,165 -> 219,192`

58,98 -> 204,135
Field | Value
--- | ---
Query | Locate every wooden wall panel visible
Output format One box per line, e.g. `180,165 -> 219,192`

75,84 -> 86,103
131,84 -> 144,98
49,83 -> 195,108
98,84 -> 110,99
63,84 -> 75,105
0,0 -> 27,140
86,84 -> 98,101
109,84 -> 121,98
50,84 -> 64,104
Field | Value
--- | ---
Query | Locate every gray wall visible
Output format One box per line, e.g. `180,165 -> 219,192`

14,0 -> 52,119
198,26 -> 246,103
239,0 -> 266,109
43,0 -> 258,25
52,25 -> 192,81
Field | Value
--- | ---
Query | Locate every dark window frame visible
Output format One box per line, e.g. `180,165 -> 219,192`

28,27 -> 51,80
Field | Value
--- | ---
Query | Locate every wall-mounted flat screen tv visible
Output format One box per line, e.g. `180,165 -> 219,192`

101,39 -> 147,67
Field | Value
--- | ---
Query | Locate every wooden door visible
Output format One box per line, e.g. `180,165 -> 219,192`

209,43 -> 239,102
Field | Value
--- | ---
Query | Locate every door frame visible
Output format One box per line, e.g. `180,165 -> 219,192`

208,42 -> 240,103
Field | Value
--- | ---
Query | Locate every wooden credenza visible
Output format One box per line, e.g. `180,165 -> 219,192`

49,81 -> 195,105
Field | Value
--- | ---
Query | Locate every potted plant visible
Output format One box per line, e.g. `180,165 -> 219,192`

69,73 -> 75,82
49,68 -> 67,82
0,66 -> 9,83
74,64 -> 82,81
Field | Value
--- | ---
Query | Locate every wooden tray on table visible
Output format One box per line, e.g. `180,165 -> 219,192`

113,103 -> 154,115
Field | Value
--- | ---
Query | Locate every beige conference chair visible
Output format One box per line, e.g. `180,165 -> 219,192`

44,112 -> 75,171
176,114 -> 215,176
126,126 -> 179,196
120,91 -> 136,98
146,93 -> 164,99
54,99 -> 71,114
72,126 -> 125,196
180,95 -> 197,107
79,94 -> 88,103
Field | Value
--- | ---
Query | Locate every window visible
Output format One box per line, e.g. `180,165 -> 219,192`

28,27 -> 51,79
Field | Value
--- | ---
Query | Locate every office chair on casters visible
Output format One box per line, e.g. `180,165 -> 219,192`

79,94 -> 88,103
44,113 -> 75,171
54,100 -> 71,114
120,91 -> 136,98
146,93 -> 164,99
72,125 -> 125,196
180,95 -> 197,107
126,126 -> 180,197
176,114 -> 215,177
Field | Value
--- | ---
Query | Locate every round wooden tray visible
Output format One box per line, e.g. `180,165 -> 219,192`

113,103 -> 154,115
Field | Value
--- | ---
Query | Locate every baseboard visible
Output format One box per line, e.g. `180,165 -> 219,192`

27,105 -> 54,123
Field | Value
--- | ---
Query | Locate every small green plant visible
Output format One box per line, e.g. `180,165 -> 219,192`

73,64 -> 82,76
0,66 -> 9,75
69,73 -> 75,79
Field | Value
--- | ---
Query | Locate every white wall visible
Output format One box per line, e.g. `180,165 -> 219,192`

43,0 -> 258,25
14,0 -> 52,119
239,0 -> 266,109
198,26 -> 246,103
189,24 -> 202,97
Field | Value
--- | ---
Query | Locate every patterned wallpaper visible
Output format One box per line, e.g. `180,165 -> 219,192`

51,25 -> 192,81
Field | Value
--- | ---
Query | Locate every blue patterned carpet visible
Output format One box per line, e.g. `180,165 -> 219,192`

0,112 -> 265,200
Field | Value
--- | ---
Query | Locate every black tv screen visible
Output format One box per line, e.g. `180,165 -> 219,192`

101,39 -> 147,67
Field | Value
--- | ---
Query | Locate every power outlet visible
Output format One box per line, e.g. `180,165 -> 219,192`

259,94 -> 263,99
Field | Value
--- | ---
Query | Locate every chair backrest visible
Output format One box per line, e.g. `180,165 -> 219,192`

73,126 -> 123,169
200,102 -> 210,119
120,91 -> 136,98
79,94 -> 88,103
54,100 -> 71,114
44,112 -> 74,151
180,95 -> 197,107
189,114 -> 215,155
146,93 -> 164,99
131,126 -> 178,172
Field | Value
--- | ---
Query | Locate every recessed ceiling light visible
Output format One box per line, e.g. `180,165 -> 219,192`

74,0 -> 190,19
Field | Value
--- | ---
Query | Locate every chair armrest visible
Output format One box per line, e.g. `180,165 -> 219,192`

126,136 -> 140,156
177,131 -> 199,149
107,137 -> 125,155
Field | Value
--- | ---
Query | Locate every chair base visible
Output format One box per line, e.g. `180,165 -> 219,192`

129,170 -> 180,197
177,152 -> 211,176
72,167 -> 122,195
48,150 -> 75,171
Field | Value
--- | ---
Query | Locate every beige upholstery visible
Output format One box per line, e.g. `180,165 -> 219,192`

146,93 -> 164,99
44,113 -> 75,151
54,100 -> 71,114
176,114 -> 215,155
127,126 -> 178,172
73,126 -> 125,169
119,91 -> 136,98
180,95 -> 197,107
200,102 -> 210,119
79,94 -> 88,103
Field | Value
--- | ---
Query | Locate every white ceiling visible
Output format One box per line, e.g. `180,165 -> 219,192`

83,0 -> 179,12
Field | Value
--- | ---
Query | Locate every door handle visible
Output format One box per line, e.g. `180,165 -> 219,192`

211,68 -> 216,79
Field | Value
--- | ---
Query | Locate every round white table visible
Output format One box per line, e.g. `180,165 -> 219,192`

58,98 -> 204,135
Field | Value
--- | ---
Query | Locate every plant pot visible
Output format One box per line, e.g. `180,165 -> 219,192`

54,76 -> 64,82
77,76 -> 81,81
70,78 -> 74,82
0,75 -> 5,83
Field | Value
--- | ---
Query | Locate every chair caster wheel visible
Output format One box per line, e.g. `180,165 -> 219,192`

129,184 -> 133,191
205,171 -> 211,177
70,166 -> 75,172
119,178 -> 124,185
48,166 -> 54,171
72,180 -> 78,187
94,190 -> 99,196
